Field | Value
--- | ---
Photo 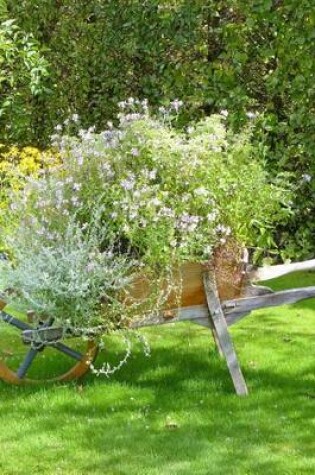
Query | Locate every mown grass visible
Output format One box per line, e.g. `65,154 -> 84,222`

0,272 -> 314,475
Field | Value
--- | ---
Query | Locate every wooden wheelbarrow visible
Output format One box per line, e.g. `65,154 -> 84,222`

1,250 -> 315,394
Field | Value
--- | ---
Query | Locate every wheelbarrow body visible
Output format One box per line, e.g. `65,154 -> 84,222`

1,257 -> 315,394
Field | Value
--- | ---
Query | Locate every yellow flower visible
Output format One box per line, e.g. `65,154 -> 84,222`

0,145 -> 59,216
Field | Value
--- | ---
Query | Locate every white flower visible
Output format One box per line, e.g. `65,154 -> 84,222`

150,198 -> 161,207
204,245 -> 212,255
171,99 -> 183,112
215,224 -> 231,235
194,187 -> 209,197
131,148 -> 139,157
148,170 -> 157,180
246,111 -> 258,120
211,145 -> 222,152
159,207 -> 174,218
220,109 -> 229,118
302,174 -> 312,183
207,212 -> 217,222
120,177 -> 135,190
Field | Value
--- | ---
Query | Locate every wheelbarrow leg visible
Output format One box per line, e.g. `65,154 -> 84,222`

203,272 -> 248,396
209,320 -> 224,358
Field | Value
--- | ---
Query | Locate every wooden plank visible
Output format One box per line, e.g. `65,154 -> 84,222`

132,304 -> 248,329
223,286 -> 315,320
131,305 -> 208,328
203,271 -> 248,396
242,284 -> 273,297
128,258 -> 246,310
249,258 -> 315,282
127,262 -> 209,308
0,298 -> 6,311
209,322 -> 224,357
127,284 -> 315,331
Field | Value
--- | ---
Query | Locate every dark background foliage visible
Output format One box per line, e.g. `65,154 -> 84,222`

1,0 -> 315,259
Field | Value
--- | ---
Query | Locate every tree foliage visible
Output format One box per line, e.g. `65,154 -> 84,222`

3,0 -> 315,257
0,14 -> 50,143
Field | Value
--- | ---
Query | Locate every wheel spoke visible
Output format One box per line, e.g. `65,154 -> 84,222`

52,341 -> 84,361
16,347 -> 39,379
0,306 -> 98,382
0,310 -> 31,331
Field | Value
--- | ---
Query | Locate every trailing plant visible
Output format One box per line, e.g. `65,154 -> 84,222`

0,101 -> 291,373
2,100 -> 291,305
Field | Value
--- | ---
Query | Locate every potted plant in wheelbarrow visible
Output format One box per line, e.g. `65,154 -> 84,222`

1,100 -> 314,392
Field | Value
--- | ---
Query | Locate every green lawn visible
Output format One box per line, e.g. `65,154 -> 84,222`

0,272 -> 314,475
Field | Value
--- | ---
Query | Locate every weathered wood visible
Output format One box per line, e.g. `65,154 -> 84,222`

128,262 -> 209,308
131,305 -> 209,329
212,241 -> 249,299
0,298 -> 6,311
249,258 -> 315,282
203,271 -> 248,396
0,305 -> 99,384
128,257 -> 247,311
134,282 -> 315,330
223,286 -> 315,321
209,322 -> 224,357
132,304 -> 249,329
129,257 -> 315,307
242,284 -> 273,297
0,340 -> 98,385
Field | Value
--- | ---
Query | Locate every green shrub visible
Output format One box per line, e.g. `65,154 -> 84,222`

6,0 -> 313,258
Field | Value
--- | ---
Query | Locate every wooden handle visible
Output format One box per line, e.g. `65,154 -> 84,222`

249,259 -> 315,282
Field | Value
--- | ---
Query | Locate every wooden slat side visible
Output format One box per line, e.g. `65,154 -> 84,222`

127,262 -> 208,308
128,256 -> 246,310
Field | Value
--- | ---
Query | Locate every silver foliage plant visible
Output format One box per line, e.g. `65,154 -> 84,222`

0,208 -> 153,376
1,210 -> 136,330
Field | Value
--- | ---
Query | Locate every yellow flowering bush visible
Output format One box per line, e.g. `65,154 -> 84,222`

0,144 -> 59,252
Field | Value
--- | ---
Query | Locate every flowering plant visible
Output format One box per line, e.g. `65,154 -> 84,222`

1,100 -> 291,337
0,144 -> 58,253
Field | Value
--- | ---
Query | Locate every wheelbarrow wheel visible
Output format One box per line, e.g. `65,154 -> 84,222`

0,300 -> 98,384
